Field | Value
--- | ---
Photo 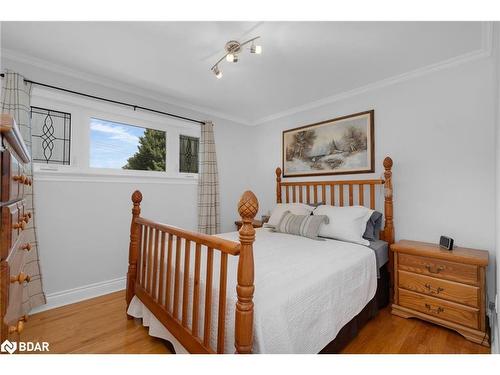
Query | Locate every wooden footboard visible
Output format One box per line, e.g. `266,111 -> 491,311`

126,190 -> 258,354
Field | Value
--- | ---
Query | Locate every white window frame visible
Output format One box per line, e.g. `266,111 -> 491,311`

31,86 -> 200,183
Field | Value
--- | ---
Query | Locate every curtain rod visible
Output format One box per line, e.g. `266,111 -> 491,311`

0,73 -> 205,125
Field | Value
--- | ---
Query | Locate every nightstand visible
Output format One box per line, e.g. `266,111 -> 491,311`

391,240 -> 489,346
234,219 -> 263,231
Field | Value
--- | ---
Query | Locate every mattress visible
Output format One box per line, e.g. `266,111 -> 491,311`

368,239 -> 389,277
128,228 -> 377,353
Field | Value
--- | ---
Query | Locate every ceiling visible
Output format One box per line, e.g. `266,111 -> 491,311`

1,22 -> 487,124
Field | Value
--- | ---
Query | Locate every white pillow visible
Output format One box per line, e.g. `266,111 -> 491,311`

313,205 -> 371,246
266,203 -> 314,227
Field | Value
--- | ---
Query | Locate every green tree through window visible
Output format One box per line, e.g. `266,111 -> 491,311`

123,128 -> 166,171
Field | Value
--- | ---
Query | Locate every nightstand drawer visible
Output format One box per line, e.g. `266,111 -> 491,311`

398,270 -> 479,307
398,288 -> 479,329
398,253 -> 478,285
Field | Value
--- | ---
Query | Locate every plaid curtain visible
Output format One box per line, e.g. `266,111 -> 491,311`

1,71 -> 47,311
197,122 -> 220,234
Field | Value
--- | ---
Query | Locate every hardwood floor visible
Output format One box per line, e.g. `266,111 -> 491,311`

21,290 -> 490,354
22,291 -> 170,354
341,307 -> 490,354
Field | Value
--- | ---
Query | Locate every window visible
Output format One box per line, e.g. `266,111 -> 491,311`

179,135 -> 199,173
31,107 -> 71,165
89,118 -> 166,171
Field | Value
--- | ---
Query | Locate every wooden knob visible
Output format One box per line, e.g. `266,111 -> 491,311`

10,272 -> 31,284
8,320 -> 24,334
21,243 -> 32,251
23,212 -> 32,223
13,175 -> 27,183
13,220 -> 26,230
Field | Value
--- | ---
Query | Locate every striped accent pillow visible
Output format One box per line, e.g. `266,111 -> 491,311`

273,211 -> 329,240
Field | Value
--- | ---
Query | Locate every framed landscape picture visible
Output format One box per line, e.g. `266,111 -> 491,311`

282,110 -> 374,177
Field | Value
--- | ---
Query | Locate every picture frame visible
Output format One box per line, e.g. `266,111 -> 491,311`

282,110 -> 375,177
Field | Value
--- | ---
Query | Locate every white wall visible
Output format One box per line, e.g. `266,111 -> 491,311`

493,23 -> 500,355
250,57 -> 498,306
2,56 -> 255,308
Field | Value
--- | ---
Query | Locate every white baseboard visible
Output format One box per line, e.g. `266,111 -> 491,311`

30,276 -> 126,314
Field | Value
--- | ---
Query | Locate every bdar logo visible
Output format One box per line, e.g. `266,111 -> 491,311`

1,339 -> 17,354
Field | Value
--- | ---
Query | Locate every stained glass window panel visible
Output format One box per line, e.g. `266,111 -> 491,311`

31,107 -> 71,165
179,135 -> 199,173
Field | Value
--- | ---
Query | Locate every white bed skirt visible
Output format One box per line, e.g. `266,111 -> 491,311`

127,296 -> 189,354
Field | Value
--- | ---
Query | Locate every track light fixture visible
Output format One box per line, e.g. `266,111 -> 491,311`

210,36 -> 262,79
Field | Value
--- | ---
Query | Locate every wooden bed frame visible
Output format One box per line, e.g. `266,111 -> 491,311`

126,156 -> 394,354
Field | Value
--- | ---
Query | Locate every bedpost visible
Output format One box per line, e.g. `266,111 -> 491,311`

126,190 -> 143,318
235,190 -> 258,353
382,157 -> 395,301
382,156 -> 394,244
276,167 -> 282,203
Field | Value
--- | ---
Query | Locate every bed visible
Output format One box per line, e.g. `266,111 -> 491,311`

125,157 -> 395,354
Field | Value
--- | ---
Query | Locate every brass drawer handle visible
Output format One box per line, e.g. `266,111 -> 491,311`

425,264 -> 445,274
424,283 -> 444,294
425,303 -> 444,314
20,242 -> 32,252
13,220 -> 27,230
8,320 -> 24,334
10,272 -> 31,284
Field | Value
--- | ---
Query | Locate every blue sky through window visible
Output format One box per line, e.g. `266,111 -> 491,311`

90,118 -> 146,169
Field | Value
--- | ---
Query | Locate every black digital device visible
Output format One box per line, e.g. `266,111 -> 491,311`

439,236 -> 454,250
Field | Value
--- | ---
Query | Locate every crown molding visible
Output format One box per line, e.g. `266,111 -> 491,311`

1,48 -> 252,126
251,21 -> 494,126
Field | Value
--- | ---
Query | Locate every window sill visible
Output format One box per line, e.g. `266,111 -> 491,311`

33,165 -> 198,185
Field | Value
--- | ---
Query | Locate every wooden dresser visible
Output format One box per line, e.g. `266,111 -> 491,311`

1,113 -> 32,346
391,240 -> 489,347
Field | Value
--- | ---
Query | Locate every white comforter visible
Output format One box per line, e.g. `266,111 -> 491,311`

128,228 -> 377,354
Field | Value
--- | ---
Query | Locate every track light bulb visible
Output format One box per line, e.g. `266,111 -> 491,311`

212,66 -> 222,79
226,53 -> 234,62
251,44 -> 262,54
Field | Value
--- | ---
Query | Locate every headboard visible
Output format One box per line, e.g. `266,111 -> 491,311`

275,156 -> 394,245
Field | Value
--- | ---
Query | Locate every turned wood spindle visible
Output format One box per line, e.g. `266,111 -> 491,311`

235,190 -> 258,354
126,190 -> 142,315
